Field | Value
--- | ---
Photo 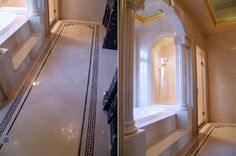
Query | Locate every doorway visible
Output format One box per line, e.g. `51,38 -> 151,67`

48,0 -> 58,26
196,46 -> 207,126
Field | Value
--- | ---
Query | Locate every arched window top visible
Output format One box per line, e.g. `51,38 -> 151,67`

150,36 -> 177,105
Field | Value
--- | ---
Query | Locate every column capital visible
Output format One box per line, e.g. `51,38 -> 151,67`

28,0 -> 40,16
174,36 -> 192,48
127,0 -> 145,10
164,0 -> 175,7
182,36 -> 192,48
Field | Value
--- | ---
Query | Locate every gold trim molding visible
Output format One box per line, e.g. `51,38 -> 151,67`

135,13 -> 164,24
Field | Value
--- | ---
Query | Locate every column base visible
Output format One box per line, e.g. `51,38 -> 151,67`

178,104 -> 188,111
176,110 -> 192,129
123,129 -> 146,156
124,119 -> 138,135
29,11 -> 41,17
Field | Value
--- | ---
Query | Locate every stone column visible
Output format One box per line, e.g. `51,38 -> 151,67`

121,1 -> 137,136
28,0 -> 40,16
120,1 -> 146,155
175,37 -> 191,110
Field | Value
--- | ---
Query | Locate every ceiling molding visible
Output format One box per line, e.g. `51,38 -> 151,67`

204,0 -> 236,27
135,13 -> 164,25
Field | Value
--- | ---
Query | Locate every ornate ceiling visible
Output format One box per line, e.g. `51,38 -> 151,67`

135,4 -> 164,24
206,0 -> 236,25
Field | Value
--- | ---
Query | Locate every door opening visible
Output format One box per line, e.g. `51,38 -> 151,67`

48,0 -> 58,26
196,46 -> 207,126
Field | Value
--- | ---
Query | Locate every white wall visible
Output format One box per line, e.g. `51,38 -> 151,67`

60,0 -> 106,23
206,31 -> 236,123
174,1 -> 205,49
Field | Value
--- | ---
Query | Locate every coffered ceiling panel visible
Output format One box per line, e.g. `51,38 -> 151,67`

206,0 -> 236,25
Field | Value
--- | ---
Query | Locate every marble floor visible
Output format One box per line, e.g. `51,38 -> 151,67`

196,124 -> 236,156
0,21 -> 117,156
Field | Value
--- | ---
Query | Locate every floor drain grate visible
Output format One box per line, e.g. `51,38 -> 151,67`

1,135 -> 11,145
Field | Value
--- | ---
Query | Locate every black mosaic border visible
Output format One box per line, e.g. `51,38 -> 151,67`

78,24 -> 96,155
84,25 -> 99,156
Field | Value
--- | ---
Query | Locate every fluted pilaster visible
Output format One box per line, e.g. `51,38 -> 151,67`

28,0 -> 40,16
175,36 -> 191,110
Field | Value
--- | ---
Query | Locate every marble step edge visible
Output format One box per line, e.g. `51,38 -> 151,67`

176,123 -> 215,156
12,33 -> 40,70
146,129 -> 189,156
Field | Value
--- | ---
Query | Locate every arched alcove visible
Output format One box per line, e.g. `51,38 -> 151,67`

150,36 -> 177,105
135,0 -> 186,107
134,0 -> 189,123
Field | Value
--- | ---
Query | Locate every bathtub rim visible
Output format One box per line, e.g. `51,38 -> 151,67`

0,14 -> 28,45
134,105 -> 178,128
0,12 -> 17,35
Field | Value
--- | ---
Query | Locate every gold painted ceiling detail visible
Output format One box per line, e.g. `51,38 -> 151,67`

135,8 -> 164,24
205,0 -> 236,26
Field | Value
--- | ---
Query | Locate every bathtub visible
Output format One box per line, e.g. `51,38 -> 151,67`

134,107 -> 165,122
0,12 -> 16,36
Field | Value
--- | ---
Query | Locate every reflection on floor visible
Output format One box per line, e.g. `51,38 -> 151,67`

196,124 -> 236,156
0,21 -> 117,156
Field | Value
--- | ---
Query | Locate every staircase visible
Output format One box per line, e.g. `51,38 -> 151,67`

139,112 -> 190,156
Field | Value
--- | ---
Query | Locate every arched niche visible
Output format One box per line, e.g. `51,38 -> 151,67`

150,36 -> 177,105
135,0 -> 187,108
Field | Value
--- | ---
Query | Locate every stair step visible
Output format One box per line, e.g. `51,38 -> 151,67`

146,129 -> 187,156
139,111 -> 177,148
12,33 -> 40,70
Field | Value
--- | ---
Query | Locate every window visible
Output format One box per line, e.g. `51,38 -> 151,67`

0,0 -> 27,8
150,37 -> 177,105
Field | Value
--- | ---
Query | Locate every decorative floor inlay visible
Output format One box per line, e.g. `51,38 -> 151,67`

183,123 -> 236,156
0,21 -> 100,156
85,25 -> 99,156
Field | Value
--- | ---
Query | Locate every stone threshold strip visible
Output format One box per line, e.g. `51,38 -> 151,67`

0,21 -> 100,156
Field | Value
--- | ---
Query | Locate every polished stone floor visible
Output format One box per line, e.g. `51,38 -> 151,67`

197,124 -> 236,156
0,21 -> 117,156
